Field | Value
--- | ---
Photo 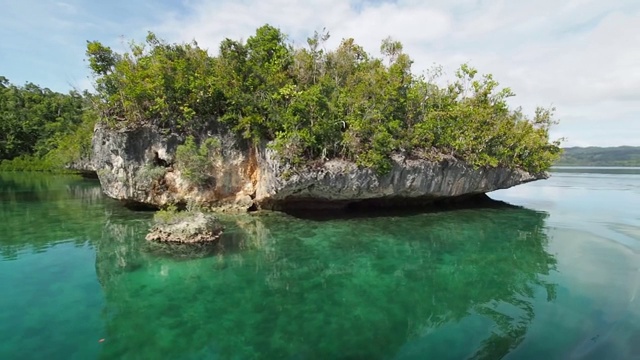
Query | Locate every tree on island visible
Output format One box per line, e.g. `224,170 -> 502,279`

86,25 -> 562,174
1,24 -> 562,174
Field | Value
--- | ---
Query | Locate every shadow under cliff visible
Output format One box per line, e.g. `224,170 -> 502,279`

275,193 -> 521,221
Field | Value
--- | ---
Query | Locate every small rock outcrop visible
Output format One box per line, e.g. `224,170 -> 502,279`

92,123 -> 547,211
145,212 -> 223,244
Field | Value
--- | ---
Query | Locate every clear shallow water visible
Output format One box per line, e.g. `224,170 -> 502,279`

1,170 -> 639,360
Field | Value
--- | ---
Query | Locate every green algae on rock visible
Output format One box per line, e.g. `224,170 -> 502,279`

145,211 -> 223,244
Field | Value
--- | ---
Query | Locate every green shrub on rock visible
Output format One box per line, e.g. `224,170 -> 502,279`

135,164 -> 168,185
175,136 -> 220,186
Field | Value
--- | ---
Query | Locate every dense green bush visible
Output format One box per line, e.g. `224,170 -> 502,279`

152,204 -> 185,224
175,136 -> 220,185
135,164 -> 168,185
86,26 -> 562,174
0,155 -> 58,172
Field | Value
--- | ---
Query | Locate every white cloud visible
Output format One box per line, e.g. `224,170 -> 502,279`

1,0 -> 637,146
55,1 -> 78,14
149,0 -> 640,146
0,0 -> 172,92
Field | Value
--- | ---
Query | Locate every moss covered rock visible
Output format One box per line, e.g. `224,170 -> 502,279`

145,211 -> 223,244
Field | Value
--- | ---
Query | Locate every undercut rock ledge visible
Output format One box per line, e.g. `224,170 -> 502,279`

92,123 -> 547,212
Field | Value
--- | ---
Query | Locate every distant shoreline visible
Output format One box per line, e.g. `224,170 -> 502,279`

549,166 -> 640,175
552,165 -> 640,169
556,146 -> 640,167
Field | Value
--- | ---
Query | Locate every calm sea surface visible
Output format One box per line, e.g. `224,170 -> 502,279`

1,168 -> 639,359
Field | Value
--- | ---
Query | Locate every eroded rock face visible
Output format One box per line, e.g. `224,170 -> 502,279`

92,123 -> 546,211
256,148 -> 544,210
92,123 -> 179,208
92,123 -> 257,211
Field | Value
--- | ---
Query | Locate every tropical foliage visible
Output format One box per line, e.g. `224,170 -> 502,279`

0,76 -> 97,171
6,25 -> 561,174
175,136 -> 220,185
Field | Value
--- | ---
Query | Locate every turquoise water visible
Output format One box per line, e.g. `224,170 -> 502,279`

1,170 -> 639,359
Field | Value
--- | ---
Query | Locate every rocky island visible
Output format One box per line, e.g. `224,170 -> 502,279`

145,211 -> 223,244
83,26 -> 560,212
92,122 -> 544,211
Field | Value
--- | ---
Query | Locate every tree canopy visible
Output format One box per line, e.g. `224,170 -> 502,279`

83,25 -> 561,174
0,77 -> 97,171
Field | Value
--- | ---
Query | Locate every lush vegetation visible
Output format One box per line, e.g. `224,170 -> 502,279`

86,25 -> 561,174
152,204 -> 186,224
2,25 -> 561,174
175,136 -> 221,185
556,146 -> 640,166
0,76 -> 97,171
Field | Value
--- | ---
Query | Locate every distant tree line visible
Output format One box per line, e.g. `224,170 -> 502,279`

556,146 -> 640,166
86,25 -> 561,174
0,76 -> 97,171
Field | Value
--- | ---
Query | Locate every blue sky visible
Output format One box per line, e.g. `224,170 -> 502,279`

1,0 -> 638,146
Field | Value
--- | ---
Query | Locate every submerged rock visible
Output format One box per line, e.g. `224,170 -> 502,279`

92,123 -> 547,211
145,212 -> 223,244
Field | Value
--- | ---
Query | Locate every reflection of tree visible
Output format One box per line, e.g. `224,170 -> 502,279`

0,173 -> 109,260
94,207 -> 557,359
457,210 -> 558,359
94,220 -> 149,287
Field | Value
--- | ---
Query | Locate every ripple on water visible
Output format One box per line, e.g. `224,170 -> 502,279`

2,171 -> 640,359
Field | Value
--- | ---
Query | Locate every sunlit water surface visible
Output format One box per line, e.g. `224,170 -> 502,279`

1,168 -> 639,359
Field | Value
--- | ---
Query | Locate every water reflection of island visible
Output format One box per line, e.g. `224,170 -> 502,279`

95,206 -> 558,359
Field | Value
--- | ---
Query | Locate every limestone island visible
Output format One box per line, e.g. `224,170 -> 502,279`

78,25 -> 560,217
